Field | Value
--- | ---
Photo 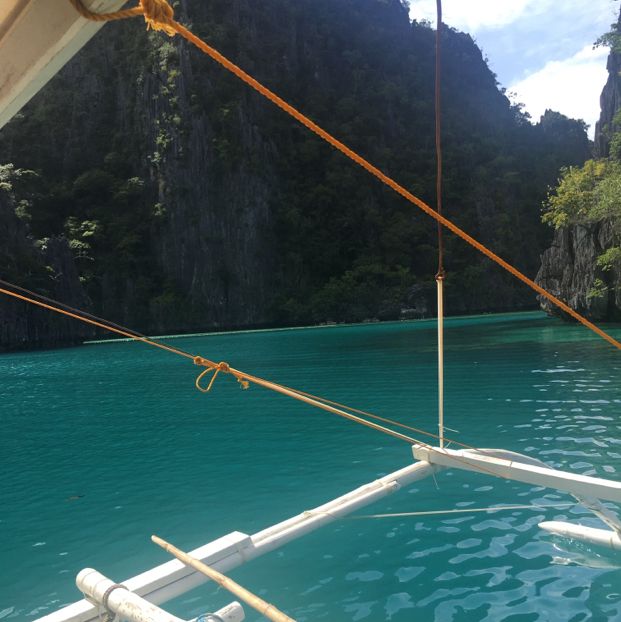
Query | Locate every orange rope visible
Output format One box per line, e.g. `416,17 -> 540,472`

67,0 -> 621,351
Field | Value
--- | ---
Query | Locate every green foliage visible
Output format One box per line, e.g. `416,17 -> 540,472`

595,22 -> 621,53
308,263 -> 413,323
597,246 -> 621,271
587,277 -> 608,300
543,158 -> 621,228
542,160 -> 615,228
14,200 -> 32,223
0,163 -> 38,192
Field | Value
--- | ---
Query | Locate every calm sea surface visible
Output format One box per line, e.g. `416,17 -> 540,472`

1,312 -> 621,621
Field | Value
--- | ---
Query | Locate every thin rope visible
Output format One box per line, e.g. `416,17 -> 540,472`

0,279 -> 438,445
0,273 -> 532,459
0,279 -> 427,445
273,385 -> 486,455
348,502 -> 577,520
65,0 -> 621,351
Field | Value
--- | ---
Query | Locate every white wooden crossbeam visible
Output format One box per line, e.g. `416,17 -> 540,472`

412,444 -> 621,504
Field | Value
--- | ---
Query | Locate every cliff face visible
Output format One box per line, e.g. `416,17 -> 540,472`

593,51 -> 621,158
594,11 -> 621,157
0,0 -> 592,348
537,222 -> 620,320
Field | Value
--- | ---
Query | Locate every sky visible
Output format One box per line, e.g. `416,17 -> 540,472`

409,0 -> 620,138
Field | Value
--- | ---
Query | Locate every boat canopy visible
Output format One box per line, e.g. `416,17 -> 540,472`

0,0 -> 125,130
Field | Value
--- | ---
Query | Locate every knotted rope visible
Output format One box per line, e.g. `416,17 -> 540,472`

69,0 -> 176,35
194,357 -> 250,392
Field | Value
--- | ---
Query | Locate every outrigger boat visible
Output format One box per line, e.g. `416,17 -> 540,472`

1,2 -> 620,621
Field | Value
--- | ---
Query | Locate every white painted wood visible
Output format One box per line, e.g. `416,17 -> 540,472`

0,0 -> 126,130
539,521 -> 621,550
76,569 -> 245,622
209,602 -> 246,622
412,444 -> 621,504
35,460 -> 437,622
76,568 -> 187,622
454,448 -> 621,535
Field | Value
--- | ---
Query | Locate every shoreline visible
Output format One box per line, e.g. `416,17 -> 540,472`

84,309 -> 549,345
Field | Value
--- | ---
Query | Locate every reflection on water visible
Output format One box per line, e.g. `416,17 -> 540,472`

0,312 -> 620,621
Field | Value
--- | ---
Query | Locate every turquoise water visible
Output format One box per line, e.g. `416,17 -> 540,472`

1,312 -> 621,621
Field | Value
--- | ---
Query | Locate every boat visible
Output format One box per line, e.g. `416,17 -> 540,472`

1,2 -> 620,621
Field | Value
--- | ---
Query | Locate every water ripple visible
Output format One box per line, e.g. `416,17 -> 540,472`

1,313 -> 620,621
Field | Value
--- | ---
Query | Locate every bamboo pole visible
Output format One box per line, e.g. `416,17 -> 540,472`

151,535 -> 296,622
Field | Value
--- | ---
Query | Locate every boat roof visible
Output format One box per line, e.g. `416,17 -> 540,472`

0,0 -> 125,130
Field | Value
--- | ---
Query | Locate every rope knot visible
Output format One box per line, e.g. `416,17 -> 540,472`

140,0 -> 176,36
194,358 -> 232,393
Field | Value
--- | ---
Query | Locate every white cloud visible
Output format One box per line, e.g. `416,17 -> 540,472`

409,0 -> 536,33
409,0 -> 616,36
509,45 -> 608,137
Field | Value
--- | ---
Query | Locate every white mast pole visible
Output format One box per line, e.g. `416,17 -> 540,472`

437,276 -> 445,447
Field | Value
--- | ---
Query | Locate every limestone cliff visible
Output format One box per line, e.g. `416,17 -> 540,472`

594,10 -> 621,157
537,221 -> 620,321
0,0 -> 592,348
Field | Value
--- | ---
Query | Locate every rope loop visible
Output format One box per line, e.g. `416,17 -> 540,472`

194,358 -> 231,393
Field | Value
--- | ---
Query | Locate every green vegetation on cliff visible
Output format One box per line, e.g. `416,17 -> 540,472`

542,127 -> 621,301
0,0 -> 591,341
